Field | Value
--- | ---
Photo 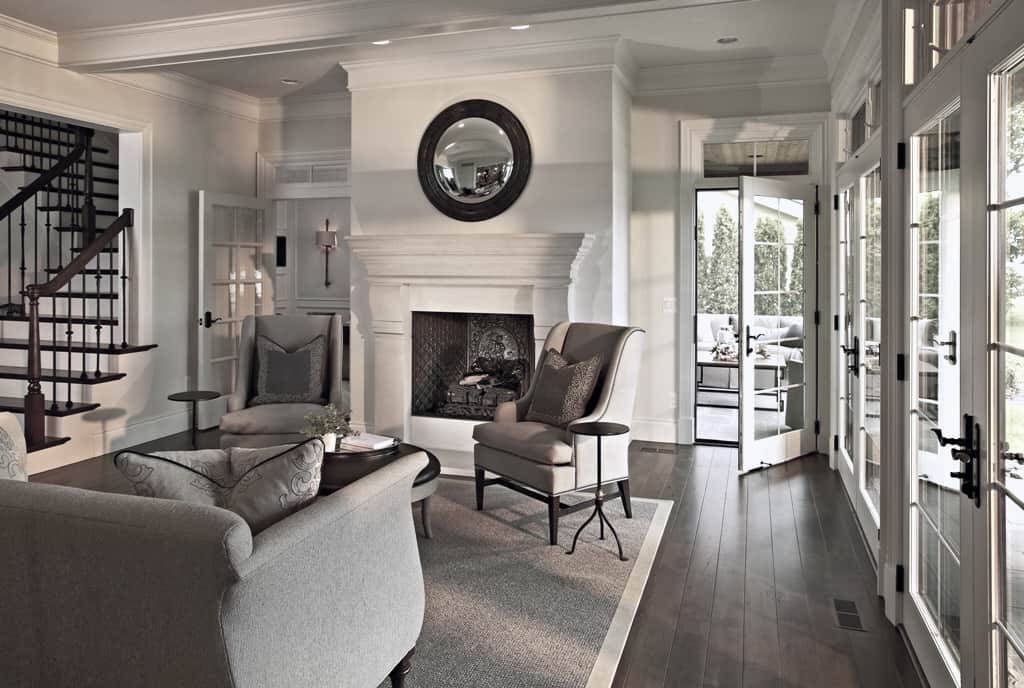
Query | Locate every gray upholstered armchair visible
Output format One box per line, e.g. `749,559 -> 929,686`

220,314 -> 348,448
473,322 -> 645,545
0,451 -> 427,688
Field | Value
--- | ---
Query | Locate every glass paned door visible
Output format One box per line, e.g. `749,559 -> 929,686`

989,41 -> 1024,688
738,176 -> 817,472
836,161 -> 884,555
196,191 -> 275,428
907,106 -> 964,679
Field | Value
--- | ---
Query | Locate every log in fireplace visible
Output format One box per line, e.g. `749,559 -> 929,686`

411,312 -> 534,421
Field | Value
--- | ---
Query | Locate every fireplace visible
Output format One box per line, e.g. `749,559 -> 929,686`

411,312 -> 535,421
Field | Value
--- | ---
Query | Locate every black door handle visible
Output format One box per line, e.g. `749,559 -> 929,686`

745,326 -> 763,356
202,311 -> 222,329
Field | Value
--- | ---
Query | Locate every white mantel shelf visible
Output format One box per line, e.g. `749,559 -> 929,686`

346,232 -> 594,285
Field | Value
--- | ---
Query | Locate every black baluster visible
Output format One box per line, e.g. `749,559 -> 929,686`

120,227 -> 128,348
108,232 -> 115,351
19,201 -> 26,313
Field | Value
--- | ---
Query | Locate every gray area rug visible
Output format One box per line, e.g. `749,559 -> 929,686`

381,479 -> 671,688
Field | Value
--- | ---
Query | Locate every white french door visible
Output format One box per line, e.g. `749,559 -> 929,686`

897,4 -> 1024,687
835,136 -> 884,560
737,176 -> 818,473
195,191 -> 275,428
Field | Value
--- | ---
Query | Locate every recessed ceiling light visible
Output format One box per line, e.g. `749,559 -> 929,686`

510,24 -> 531,30
716,36 -> 739,44
372,39 -> 392,46
280,78 -> 301,85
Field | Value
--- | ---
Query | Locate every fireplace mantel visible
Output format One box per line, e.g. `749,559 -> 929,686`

347,232 -> 594,473
347,233 -> 593,285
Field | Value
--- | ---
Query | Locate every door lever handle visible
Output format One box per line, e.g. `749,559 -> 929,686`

745,326 -> 763,356
934,330 -> 957,365
201,311 -> 222,329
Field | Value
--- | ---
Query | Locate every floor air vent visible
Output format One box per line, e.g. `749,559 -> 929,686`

833,599 -> 866,632
639,447 -> 676,454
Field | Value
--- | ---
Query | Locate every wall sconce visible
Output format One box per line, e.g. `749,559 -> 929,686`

315,219 -> 338,288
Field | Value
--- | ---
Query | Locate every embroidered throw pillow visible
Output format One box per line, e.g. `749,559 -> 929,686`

250,335 -> 327,406
0,412 -> 28,482
114,439 -> 325,534
525,349 -> 602,428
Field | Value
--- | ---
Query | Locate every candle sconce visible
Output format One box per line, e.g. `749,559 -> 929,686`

315,219 -> 338,288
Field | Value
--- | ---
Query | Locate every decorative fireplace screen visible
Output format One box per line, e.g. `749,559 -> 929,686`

411,312 -> 534,421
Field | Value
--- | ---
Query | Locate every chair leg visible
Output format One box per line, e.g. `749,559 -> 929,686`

420,496 -> 433,539
548,495 -> 559,546
618,479 -> 633,518
389,647 -> 414,688
475,468 -> 485,510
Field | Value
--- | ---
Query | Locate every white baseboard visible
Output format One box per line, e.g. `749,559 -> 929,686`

26,409 -> 189,476
630,417 -> 678,444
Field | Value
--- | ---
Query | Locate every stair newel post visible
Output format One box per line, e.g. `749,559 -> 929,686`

24,288 -> 45,448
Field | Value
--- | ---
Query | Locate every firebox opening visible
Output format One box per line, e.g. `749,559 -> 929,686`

411,312 -> 535,421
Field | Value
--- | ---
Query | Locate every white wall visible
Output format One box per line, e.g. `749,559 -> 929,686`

349,69 -> 620,323
258,115 -> 350,154
0,49 -> 258,472
630,82 -> 831,443
274,196 -> 351,315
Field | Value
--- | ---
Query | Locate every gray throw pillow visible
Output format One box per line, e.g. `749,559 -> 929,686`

251,335 -> 327,406
525,349 -> 602,428
0,412 -> 28,482
114,439 -> 325,534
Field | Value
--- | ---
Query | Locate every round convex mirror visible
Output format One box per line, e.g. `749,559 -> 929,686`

417,100 -> 531,222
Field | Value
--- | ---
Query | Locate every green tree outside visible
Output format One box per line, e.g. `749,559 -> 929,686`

703,207 -> 739,314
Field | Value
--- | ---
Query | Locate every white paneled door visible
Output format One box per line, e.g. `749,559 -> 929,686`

737,176 -> 818,473
196,191 -> 274,429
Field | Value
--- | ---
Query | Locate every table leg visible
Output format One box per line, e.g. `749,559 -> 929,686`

190,400 -> 198,449
420,496 -> 433,539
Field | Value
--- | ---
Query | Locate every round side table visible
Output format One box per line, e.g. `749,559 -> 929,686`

168,390 -> 221,449
567,421 -> 630,561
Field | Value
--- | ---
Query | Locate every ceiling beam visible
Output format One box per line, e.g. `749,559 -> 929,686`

55,0 -> 755,72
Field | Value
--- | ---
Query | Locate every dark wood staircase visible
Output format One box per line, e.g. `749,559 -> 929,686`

0,110 -> 156,452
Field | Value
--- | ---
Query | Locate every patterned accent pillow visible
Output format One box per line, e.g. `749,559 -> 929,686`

525,349 -> 602,428
0,412 -> 28,482
250,335 -> 327,406
114,439 -> 325,534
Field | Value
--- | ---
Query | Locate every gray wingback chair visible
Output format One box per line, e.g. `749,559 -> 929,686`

0,451 -> 427,688
220,314 -> 348,448
473,322 -> 645,545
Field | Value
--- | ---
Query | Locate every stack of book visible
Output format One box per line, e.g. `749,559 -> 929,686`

338,432 -> 398,452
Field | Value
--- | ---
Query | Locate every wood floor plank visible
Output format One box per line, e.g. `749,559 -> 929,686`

741,468 -> 781,688
701,448 -> 748,688
664,446 -> 734,684
619,445 -> 715,688
768,462 -> 822,688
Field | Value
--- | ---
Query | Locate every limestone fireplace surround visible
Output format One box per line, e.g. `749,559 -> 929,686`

347,232 -> 593,474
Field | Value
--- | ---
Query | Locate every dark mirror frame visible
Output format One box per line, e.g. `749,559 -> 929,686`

417,99 -> 532,222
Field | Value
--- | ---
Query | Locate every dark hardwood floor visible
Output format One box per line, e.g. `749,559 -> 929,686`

33,433 -> 923,688
615,442 -> 923,688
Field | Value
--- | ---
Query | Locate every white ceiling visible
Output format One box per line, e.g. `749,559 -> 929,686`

1,0 -> 841,99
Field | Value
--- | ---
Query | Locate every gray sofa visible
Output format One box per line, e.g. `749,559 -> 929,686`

0,451 -> 427,688
696,313 -> 804,391
220,314 -> 349,448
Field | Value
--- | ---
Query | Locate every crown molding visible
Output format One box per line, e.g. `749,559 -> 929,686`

96,71 -> 262,122
822,0 -> 872,81
52,0 -> 739,72
828,0 -> 882,115
0,13 -> 58,65
258,92 -> 352,121
344,36 -> 624,91
634,54 -> 828,97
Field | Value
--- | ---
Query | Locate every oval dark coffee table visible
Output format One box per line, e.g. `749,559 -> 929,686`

320,442 -> 441,538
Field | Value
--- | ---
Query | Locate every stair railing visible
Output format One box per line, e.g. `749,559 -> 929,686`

22,209 -> 133,447
0,127 -> 89,222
